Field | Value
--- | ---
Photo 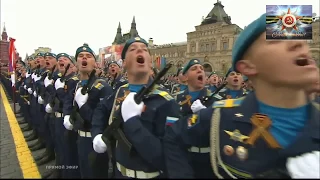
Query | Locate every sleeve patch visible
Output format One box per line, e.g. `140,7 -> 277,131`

166,116 -> 179,126
94,83 -> 104,90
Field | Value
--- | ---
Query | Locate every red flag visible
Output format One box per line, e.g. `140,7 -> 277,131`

8,38 -> 16,86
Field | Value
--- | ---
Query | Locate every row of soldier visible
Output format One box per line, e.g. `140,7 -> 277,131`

0,13 -> 319,179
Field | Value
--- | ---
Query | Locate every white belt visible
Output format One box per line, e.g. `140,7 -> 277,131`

55,112 -> 63,118
77,130 -> 92,138
116,162 -> 160,179
188,146 -> 210,153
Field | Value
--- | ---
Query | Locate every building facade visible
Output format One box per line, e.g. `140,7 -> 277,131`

149,1 -> 320,75
0,25 -> 9,66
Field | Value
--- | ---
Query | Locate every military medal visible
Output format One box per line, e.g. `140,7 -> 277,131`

223,145 -> 234,156
236,146 -> 248,161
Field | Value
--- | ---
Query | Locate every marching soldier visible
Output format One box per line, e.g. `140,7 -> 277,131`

171,67 -> 187,95
163,13 -> 320,178
28,52 -> 48,151
91,37 -> 180,178
174,59 -> 212,116
207,72 -> 219,92
23,56 -> 39,141
106,60 -> 127,91
63,44 -> 112,178
33,52 -> 57,167
42,53 -> 61,178
172,59 -> 216,178
53,54 -> 80,178
214,68 -> 247,100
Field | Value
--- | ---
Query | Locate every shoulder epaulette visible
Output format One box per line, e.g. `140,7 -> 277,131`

206,89 -> 212,96
212,96 -> 245,108
120,78 -> 126,82
120,83 -> 129,88
213,94 -> 223,100
152,89 -> 173,101
312,102 -> 320,111
219,88 -> 227,92
71,76 -> 79,81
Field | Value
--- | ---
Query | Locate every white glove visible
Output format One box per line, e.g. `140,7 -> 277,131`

38,96 -> 44,104
286,151 -> 320,179
24,85 -> 27,90
54,78 -> 65,90
44,76 -> 53,87
75,88 -> 89,109
63,115 -> 73,130
121,92 -> 144,122
33,91 -> 37,97
45,104 -> 53,113
31,73 -> 35,80
26,72 -> 31,78
191,99 -> 206,113
93,134 -> 107,153
34,75 -> 41,82
27,88 -> 33,94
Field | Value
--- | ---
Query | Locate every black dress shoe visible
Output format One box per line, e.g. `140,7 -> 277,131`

28,140 -> 42,148
25,133 -> 37,141
42,170 -> 54,179
36,153 -> 55,166
34,148 -> 50,161
43,170 -> 61,179
18,120 -> 27,124
30,142 -> 45,151
21,125 -> 32,132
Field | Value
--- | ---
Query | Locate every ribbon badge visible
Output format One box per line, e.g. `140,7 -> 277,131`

116,90 -> 130,103
179,95 -> 192,106
246,113 -> 281,149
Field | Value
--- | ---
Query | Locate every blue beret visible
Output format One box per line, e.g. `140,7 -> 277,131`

208,71 -> 218,78
35,52 -> 45,58
243,76 -> 248,82
44,52 -> 57,59
108,60 -> 121,67
182,59 -> 201,75
226,67 -> 234,77
176,66 -> 184,76
27,56 -> 34,61
232,13 -> 266,72
75,43 -> 96,61
57,53 -> 75,64
121,37 -> 148,60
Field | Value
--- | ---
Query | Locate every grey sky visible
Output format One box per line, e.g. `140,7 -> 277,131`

1,0 -> 319,57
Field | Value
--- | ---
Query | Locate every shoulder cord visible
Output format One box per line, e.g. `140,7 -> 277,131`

210,108 -> 237,179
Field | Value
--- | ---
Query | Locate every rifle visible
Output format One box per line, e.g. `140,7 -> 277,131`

47,65 -> 56,80
110,73 -> 117,88
60,64 -> 71,82
70,69 -> 96,125
49,63 -> 70,108
200,81 -> 228,107
35,64 -> 40,76
39,65 -> 56,98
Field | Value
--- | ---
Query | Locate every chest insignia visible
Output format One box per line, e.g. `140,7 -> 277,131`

224,129 -> 249,143
246,114 -> 281,149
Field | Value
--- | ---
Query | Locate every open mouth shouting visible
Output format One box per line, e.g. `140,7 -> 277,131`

59,63 -> 65,68
46,62 -> 50,66
136,55 -> 145,65
233,79 -> 239,83
81,61 -> 88,68
295,57 -> 310,66
197,75 -> 204,82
